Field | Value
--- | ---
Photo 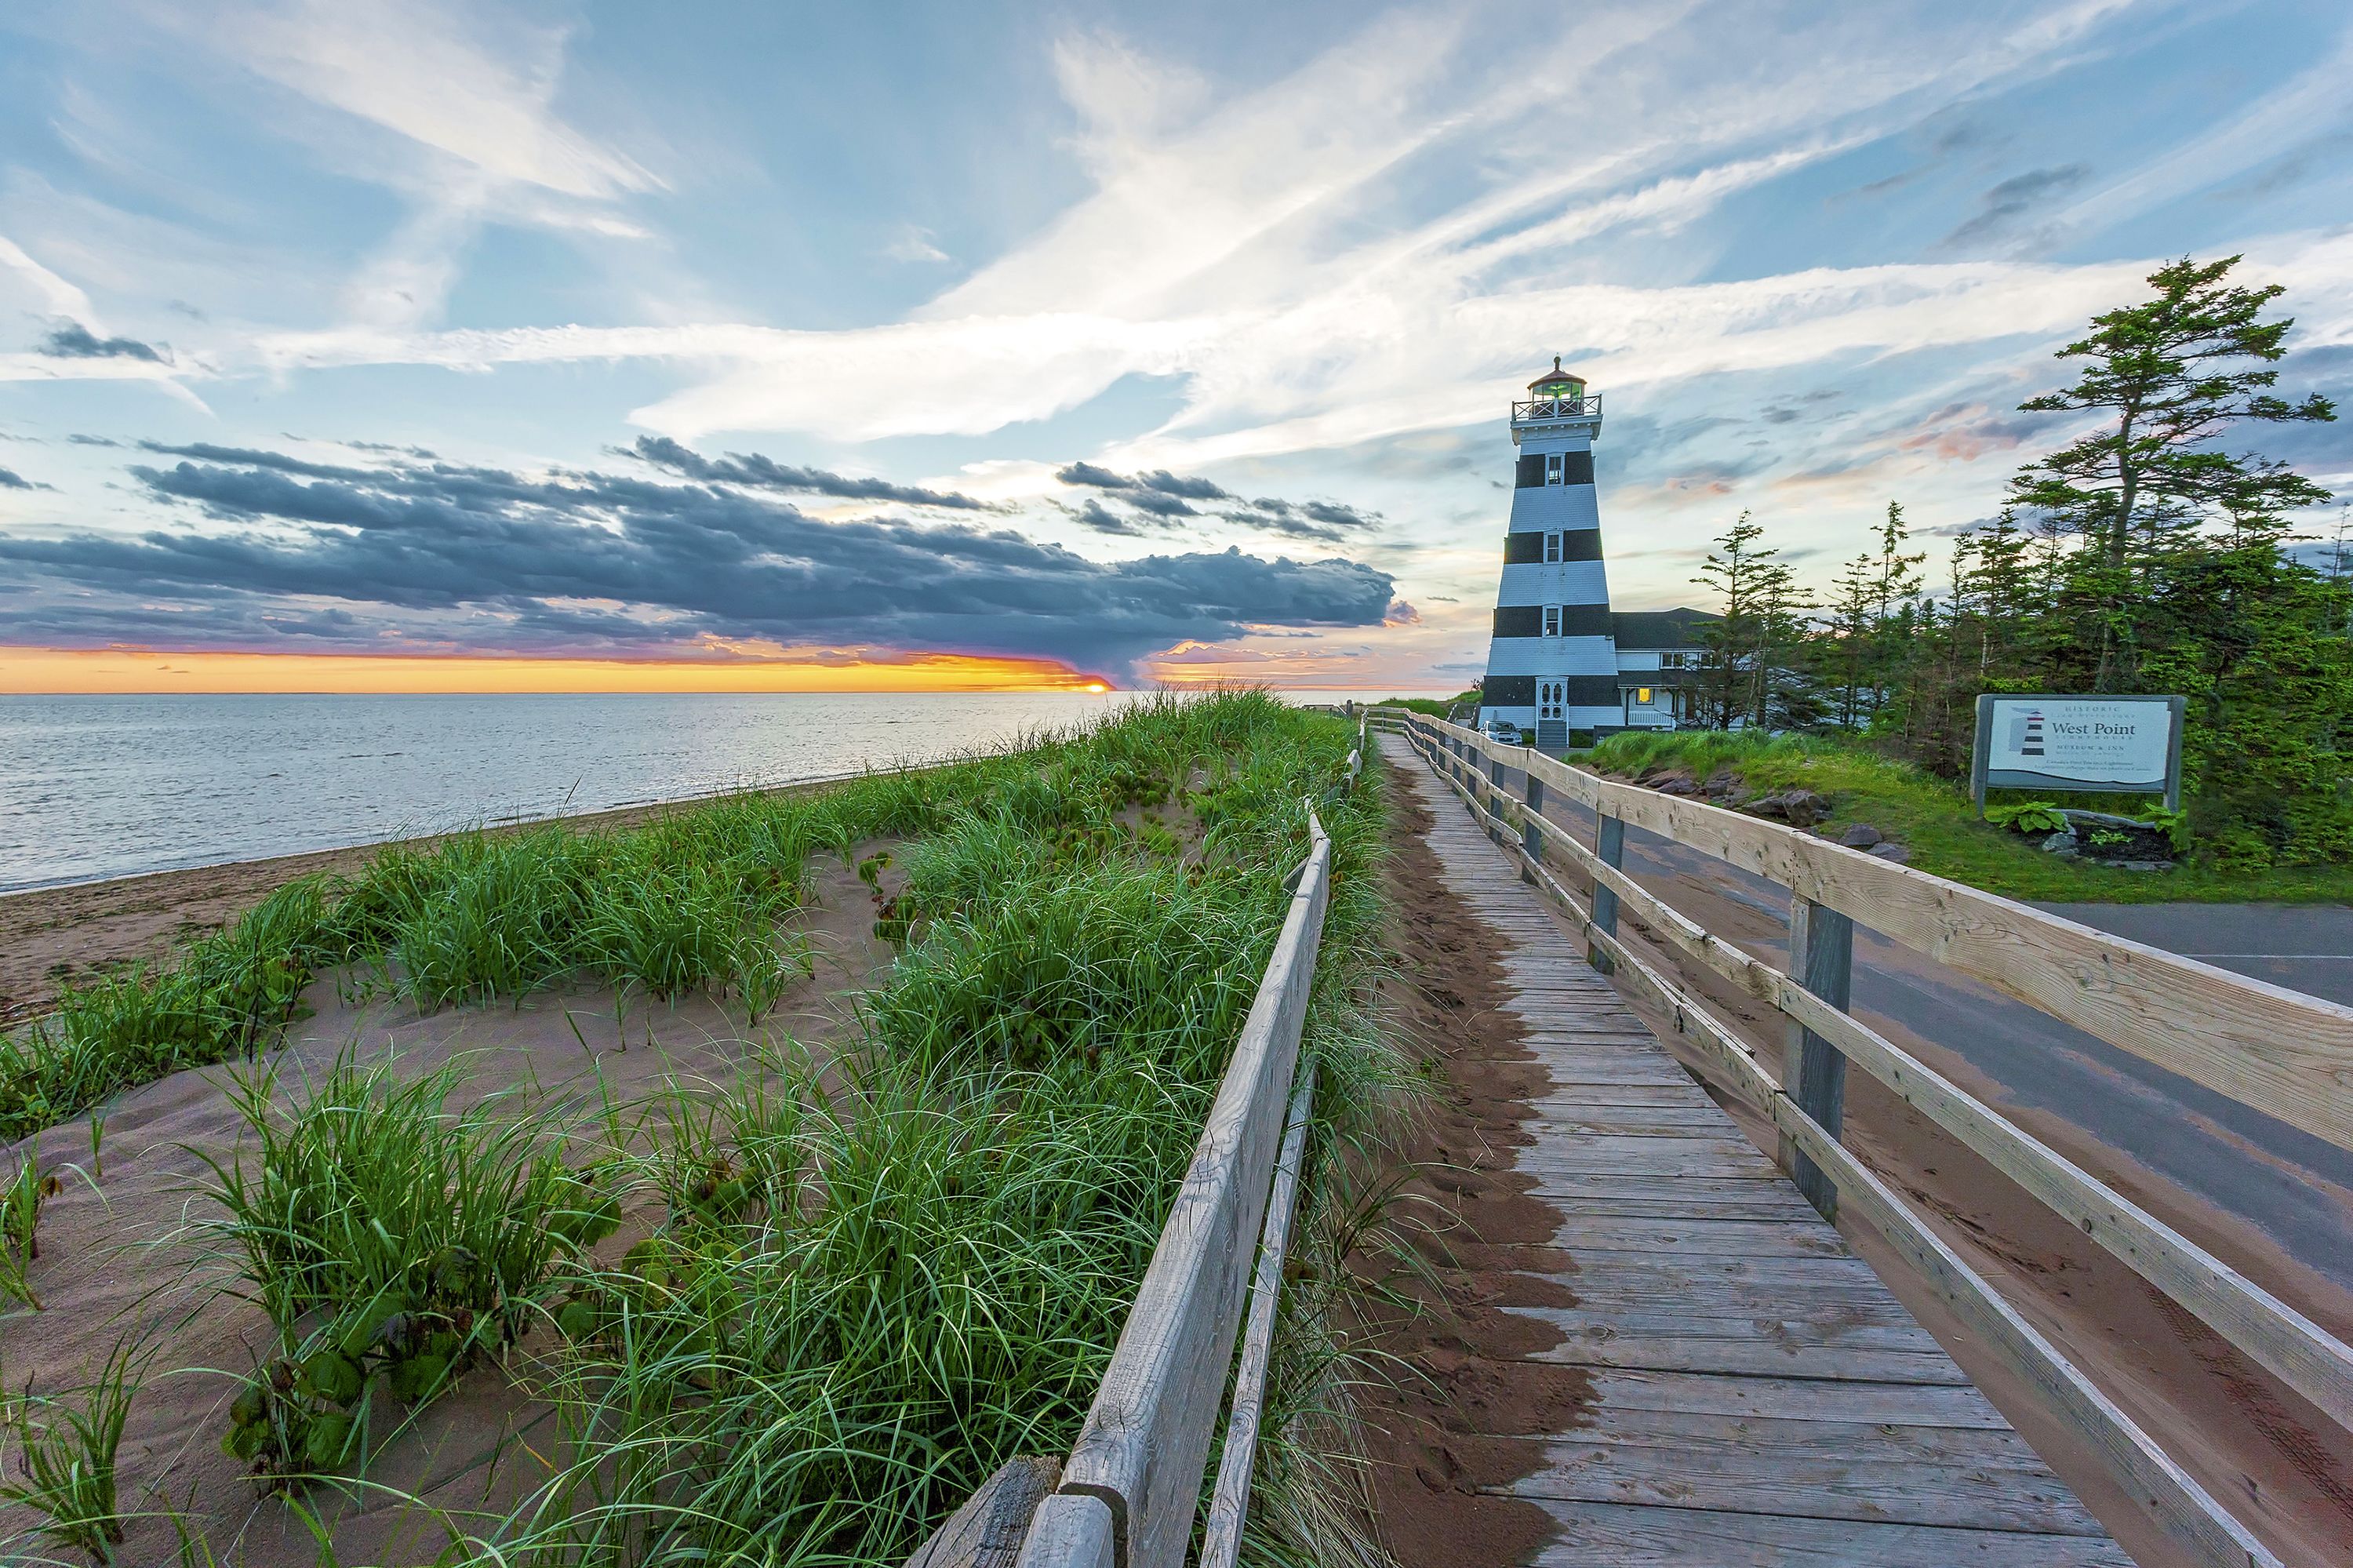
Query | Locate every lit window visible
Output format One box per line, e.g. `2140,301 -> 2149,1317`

1637,687 -> 1653,704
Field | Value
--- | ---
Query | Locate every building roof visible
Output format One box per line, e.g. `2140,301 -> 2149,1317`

1528,355 -> 1585,395
1611,606 -> 1718,649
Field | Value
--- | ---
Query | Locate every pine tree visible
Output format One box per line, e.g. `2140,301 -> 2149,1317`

2007,254 -> 2336,689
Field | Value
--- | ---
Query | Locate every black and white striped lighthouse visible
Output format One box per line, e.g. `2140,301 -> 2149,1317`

1477,359 -> 1619,748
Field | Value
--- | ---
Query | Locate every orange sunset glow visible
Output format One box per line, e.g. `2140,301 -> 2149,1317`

0,646 -> 1114,696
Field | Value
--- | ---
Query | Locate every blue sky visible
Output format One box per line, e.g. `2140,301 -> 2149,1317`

2,0 -> 2349,689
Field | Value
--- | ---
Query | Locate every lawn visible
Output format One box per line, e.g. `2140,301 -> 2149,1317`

1581,729 -> 2353,906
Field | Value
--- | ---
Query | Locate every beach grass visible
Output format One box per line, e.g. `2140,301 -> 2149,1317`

4,693 -> 1404,1566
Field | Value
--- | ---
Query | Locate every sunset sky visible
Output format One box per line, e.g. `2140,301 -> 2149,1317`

2,1 -> 2349,693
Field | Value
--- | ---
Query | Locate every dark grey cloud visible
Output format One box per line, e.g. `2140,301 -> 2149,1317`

1067,498 -> 1146,537
1944,164 -> 2087,247
627,435 -> 992,511
0,466 -> 35,490
1230,496 -> 1380,541
39,322 -> 167,363
1055,462 -> 1234,502
0,446 -> 1393,678
68,434 -> 122,447
1053,460 -> 1381,538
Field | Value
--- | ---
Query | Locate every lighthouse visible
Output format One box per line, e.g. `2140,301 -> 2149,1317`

1477,359 -> 1620,748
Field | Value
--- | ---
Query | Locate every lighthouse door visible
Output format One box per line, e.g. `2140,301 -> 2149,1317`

1537,680 -> 1568,748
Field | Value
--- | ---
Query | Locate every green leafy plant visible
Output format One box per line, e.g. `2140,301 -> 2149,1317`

1986,801 -> 2071,835
0,1335 -> 145,1564
1,1153 -> 64,1311
2089,828 -> 2129,848
195,1053 -> 617,1486
2137,806 -> 2194,855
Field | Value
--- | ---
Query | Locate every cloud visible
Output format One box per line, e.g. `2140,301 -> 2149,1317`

882,226 -> 951,264
1225,495 -> 1381,541
1054,461 -> 1233,503
625,435 -> 994,510
214,0 -> 659,199
1943,164 -> 2089,248
0,446 -> 1393,677
0,467 -> 35,490
39,322 -> 168,363
1067,498 -> 1145,536
1384,598 -> 1420,624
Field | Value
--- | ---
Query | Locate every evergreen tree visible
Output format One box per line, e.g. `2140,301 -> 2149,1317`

2007,254 -> 2336,690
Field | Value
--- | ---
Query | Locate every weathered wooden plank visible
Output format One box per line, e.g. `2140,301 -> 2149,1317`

1058,835 -> 1332,1568
1582,1370 -> 2016,1428
908,1457 -> 1060,1568
1506,1437 -> 2107,1533
1518,1176 -> 1820,1221
1776,1095 -> 2279,1566
1524,1499 -> 2138,1567
1010,1494 -> 1113,1568
1198,1067 -> 1316,1568
1548,1406 -> 2054,1468
1545,1216 -> 1853,1258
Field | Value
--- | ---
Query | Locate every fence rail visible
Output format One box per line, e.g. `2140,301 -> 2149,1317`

914,722 -> 1365,1568
1376,708 -> 2353,1568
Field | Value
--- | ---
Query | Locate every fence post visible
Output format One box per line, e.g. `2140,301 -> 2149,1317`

1782,897 -> 1854,1220
1486,754 -> 1507,846
1519,773 -> 1544,885
1588,811 -> 1624,973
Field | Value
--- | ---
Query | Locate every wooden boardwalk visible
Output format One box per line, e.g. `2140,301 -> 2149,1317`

1384,736 -> 2133,1566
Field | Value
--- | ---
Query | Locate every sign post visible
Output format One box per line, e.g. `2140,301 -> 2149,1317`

1971,694 -> 2186,816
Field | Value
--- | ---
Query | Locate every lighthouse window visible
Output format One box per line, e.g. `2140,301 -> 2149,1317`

1544,532 -> 1561,562
1543,606 -> 1561,637
1546,453 -> 1562,485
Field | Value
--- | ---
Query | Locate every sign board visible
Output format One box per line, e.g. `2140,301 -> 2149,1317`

1972,693 -> 2185,813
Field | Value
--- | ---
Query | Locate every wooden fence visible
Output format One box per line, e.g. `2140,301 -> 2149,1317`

1381,708 -> 2353,1568
910,723 -> 1363,1568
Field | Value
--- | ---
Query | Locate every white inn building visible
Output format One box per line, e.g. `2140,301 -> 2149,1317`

1477,362 -> 1717,745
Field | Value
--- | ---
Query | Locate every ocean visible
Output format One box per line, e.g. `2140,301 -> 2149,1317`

0,689 -> 1438,892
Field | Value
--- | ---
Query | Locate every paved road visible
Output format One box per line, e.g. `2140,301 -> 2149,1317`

1460,758 -> 2353,1293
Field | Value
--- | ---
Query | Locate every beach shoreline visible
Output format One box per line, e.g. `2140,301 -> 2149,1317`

0,764 -> 900,1025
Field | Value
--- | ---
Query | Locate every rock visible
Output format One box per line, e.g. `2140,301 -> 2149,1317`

1839,823 -> 1882,849
2109,860 -> 2177,872
1703,769 -> 1740,796
1866,842 -> 1912,863
2040,829 -> 2080,857
1650,771 -> 1698,797
1743,788 -> 1829,828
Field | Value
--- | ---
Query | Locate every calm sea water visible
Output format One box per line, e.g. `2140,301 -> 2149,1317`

0,690 -> 1433,892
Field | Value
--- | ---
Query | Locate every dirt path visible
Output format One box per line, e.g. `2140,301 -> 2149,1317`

1354,787 -> 1589,1567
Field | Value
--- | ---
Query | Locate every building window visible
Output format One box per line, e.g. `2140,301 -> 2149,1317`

1543,606 -> 1561,637
1637,687 -> 1654,704
1544,532 -> 1562,562
1546,453 -> 1563,485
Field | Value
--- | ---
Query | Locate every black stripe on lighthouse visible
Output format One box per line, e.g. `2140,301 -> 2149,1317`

1502,529 -> 1604,563
1515,451 -> 1595,488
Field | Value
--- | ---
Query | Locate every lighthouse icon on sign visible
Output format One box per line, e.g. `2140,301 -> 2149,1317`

2011,708 -> 2046,758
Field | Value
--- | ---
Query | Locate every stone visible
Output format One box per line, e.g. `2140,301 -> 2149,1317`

1839,823 -> 1882,849
1866,842 -> 1911,863
2110,860 -> 2177,872
2040,830 -> 2080,857
1743,788 -> 1829,828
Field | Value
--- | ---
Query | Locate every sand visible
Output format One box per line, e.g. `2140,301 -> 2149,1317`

1355,788 -> 1592,1568
0,846 -> 898,1568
